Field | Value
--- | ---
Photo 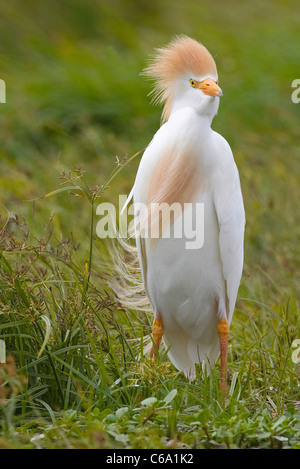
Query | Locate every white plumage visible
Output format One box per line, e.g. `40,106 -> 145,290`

124,36 -> 245,386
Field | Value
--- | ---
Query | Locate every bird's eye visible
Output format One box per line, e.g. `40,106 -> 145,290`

190,79 -> 196,88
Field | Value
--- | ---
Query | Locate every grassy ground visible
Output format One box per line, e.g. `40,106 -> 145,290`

1,0 -> 300,449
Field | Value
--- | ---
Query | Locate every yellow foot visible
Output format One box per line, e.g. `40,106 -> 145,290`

151,314 -> 164,360
218,318 -> 229,403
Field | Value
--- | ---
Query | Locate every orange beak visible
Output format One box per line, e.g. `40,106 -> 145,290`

199,78 -> 223,97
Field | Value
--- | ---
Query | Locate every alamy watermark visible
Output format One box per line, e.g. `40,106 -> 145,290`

96,196 -> 204,249
0,79 -> 6,103
292,339 -> 300,365
291,79 -> 300,103
0,339 -> 5,363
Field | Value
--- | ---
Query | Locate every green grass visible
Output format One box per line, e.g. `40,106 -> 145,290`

1,0 -> 300,449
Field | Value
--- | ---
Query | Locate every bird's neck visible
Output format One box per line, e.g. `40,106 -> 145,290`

167,106 -> 214,137
170,97 -> 218,127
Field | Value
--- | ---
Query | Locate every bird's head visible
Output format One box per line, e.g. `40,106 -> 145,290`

143,35 -> 222,123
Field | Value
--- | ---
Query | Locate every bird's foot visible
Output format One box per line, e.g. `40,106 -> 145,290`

218,318 -> 229,404
151,314 -> 164,360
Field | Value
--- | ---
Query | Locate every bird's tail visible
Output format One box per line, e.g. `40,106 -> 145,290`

163,329 -> 196,380
163,328 -> 220,380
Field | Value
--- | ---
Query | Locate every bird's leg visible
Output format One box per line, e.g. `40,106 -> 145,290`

151,314 -> 164,360
218,318 -> 229,402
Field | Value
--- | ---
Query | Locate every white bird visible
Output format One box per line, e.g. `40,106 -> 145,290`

124,35 -> 245,396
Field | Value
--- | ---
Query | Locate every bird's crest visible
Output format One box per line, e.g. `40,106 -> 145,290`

143,35 -> 217,123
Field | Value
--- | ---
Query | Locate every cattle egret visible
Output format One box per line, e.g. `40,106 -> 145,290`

124,35 -> 245,397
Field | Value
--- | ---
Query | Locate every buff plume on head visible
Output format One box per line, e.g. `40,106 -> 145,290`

143,35 -> 218,123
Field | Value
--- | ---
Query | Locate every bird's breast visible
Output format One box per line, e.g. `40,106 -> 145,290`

146,141 -> 204,242
147,144 -> 201,207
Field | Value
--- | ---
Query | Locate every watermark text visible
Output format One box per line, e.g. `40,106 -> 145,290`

291,79 -> 300,104
96,196 -> 205,249
0,79 -> 6,103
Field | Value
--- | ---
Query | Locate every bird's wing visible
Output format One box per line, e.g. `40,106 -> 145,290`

213,141 -> 245,321
132,164 -> 155,301
130,132 -> 168,306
